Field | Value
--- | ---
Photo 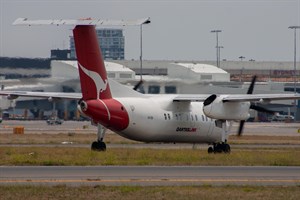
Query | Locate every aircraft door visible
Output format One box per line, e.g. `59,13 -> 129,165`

207,118 -> 215,136
129,105 -> 137,126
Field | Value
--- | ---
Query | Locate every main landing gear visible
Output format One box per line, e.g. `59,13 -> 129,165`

208,143 -> 231,154
91,124 -> 107,151
208,120 -> 231,154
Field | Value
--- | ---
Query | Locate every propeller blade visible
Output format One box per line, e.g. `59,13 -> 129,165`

237,75 -> 257,136
247,75 -> 257,94
133,80 -> 143,91
238,120 -> 245,136
250,104 -> 275,114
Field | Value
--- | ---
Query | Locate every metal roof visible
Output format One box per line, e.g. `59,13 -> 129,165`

60,60 -> 134,73
174,63 -> 228,74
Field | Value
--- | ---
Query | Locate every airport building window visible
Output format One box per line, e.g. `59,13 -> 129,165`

108,73 -> 116,78
120,73 -> 132,79
200,75 -> 212,80
70,28 -> 124,60
165,86 -> 177,94
148,85 -> 160,94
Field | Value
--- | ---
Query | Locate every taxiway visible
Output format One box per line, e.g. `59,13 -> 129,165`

1,166 -> 299,186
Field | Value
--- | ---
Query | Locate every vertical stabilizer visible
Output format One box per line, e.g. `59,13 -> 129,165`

73,25 -> 112,100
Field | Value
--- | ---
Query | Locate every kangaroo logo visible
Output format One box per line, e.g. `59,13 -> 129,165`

78,63 -> 108,99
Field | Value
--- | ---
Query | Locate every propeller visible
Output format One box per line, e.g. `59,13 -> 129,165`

250,104 -> 275,114
237,75 -> 276,136
237,75 -> 257,136
133,80 -> 143,91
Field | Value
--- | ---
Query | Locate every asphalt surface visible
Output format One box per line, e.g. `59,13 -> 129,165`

1,143 -> 300,149
1,121 -> 300,187
1,166 -> 299,186
1,120 -> 300,136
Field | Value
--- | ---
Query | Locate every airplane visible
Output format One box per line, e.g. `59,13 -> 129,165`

1,18 -> 300,154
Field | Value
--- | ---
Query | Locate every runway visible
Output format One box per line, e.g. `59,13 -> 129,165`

1,143 -> 300,149
1,166 -> 300,186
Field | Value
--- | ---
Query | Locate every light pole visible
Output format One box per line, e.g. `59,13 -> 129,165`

239,56 -> 245,82
211,30 -> 222,67
217,46 -> 224,67
288,26 -> 300,121
139,19 -> 151,81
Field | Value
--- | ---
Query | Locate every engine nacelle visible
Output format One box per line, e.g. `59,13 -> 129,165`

77,100 -> 88,117
203,94 -> 251,120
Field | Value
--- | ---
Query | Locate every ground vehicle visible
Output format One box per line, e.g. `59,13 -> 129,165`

46,117 -> 63,125
271,114 -> 294,122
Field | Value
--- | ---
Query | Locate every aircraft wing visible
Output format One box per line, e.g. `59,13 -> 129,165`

173,94 -> 210,102
0,91 -> 82,100
173,93 -> 300,103
221,94 -> 300,102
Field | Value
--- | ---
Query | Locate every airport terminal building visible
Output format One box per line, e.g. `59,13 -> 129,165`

1,57 -> 300,120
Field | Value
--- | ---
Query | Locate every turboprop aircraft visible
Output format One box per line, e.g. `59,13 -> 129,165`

1,18 -> 300,153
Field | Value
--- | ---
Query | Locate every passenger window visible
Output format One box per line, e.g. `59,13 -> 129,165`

202,115 -> 204,121
164,113 -> 167,120
167,114 -> 171,120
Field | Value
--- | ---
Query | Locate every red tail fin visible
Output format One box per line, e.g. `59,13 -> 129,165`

73,25 -> 112,100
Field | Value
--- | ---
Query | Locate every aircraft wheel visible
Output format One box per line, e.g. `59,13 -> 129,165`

213,144 -> 222,153
91,141 -> 106,151
223,144 -> 231,154
208,147 -> 214,154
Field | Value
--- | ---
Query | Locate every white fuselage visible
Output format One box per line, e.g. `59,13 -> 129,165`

115,95 -> 223,144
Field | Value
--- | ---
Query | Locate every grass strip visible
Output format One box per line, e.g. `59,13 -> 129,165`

0,133 -> 299,145
0,185 -> 300,200
1,147 -> 300,166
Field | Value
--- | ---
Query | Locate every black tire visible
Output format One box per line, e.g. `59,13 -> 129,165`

91,141 -> 99,151
223,144 -> 231,153
99,142 -> 107,151
214,144 -> 222,153
208,147 -> 214,154
91,141 -> 106,151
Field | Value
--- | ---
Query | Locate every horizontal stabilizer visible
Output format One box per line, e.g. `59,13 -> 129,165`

13,18 -> 150,26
